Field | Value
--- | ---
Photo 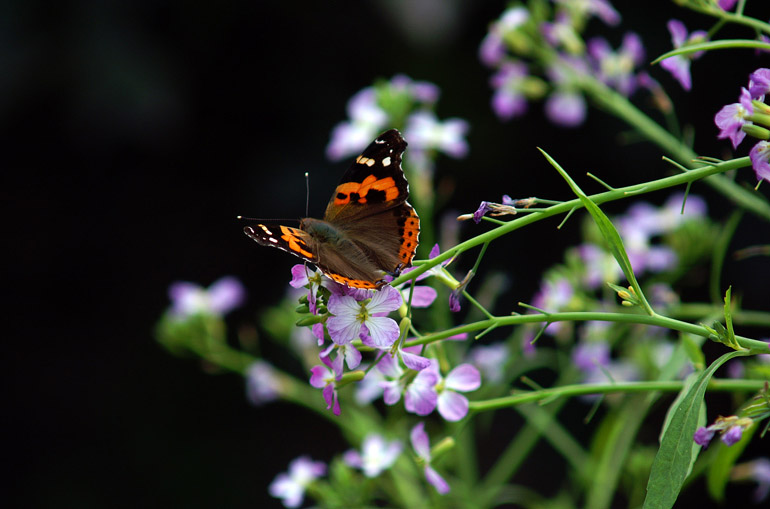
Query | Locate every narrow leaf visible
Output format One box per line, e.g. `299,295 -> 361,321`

539,148 -> 653,314
643,350 -> 750,509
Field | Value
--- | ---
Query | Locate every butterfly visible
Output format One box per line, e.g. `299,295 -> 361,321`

243,129 -> 420,290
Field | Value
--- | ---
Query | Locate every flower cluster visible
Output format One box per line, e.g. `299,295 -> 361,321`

479,1 -> 743,129
479,2 -> 689,127
292,264 -> 480,420
715,68 -> 770,183
694,415 -> 753,447
270,424 -> 453,505
326,74 -> 468,166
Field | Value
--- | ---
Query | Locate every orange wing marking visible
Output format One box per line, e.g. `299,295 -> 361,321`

398,207 -> 420,264
334,175 -> 399,206
280,226 -> 314,259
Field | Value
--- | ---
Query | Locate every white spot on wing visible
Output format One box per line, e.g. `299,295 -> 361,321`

382,156 -> 391,166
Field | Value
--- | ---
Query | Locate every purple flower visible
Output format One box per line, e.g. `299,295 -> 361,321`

343,434 -> 402,478
555,0 -> 620,26
390,74 -> 440,104
245,361 -> 281,406
448,269 -> 475,313
750,141 -> 770,182
377,352 -> 407,406
660,20 -> 707,91
541,12 -> 578,51
268,456 -> 326,508
693,426 -> 716,446
322,336 -> 363,377
587,32 -> 645,96
718,0 -> 738,10
531,275 -> 574,336
490,61 -> 530,120
352,365 -> 384,404
309,356 -> 341,416
479,7 -> 530,67
741,458 -> 770,502
168,276 -> 245,318
749,68 -> 770,99
715,87 -> 754,149
435,363 -> 481,421
405,111 -> 469,159
471,197 -> 518,223
326,286 -> 402,347
721,425 -> 744,446
469,343 -> 509,384
572,341 -> 611,373
543,55 -> 590,127
404,362 -> 439,415
658,193 -> 707,229
545,90 -> 587,127
326,88 -> 387,160
290,264 -> 329,315
693,415 -> 753,447
576,243 -> 621,288
410,422 -> 450,494
479,31 -> 506,68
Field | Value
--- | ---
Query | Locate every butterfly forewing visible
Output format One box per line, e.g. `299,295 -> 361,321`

323,129 -> 409,223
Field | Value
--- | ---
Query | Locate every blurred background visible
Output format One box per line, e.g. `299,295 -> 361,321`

8,0 -> 769,506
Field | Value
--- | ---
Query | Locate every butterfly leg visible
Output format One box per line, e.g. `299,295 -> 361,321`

387,263 -> 407,278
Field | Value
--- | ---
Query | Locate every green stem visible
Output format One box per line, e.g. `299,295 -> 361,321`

392,156 -> 755,287
579,74 -> 770,221
468,378 -> 767,413
401,310 -> 770,353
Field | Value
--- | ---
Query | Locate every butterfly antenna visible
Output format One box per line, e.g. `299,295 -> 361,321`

236,216 -> 299,223
305,172 -> 310,217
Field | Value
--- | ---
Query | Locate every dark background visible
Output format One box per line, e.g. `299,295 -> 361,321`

8,1 -> 769,507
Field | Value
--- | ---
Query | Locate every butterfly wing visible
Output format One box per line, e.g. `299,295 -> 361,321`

323,129 -> 409,223
243,129 -> 419,291
322,129 -> 419,280
243,224 -> 318,265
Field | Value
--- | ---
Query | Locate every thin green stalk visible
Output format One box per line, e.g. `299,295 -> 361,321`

578,75 -> 770,221
401,310 -> 770,353
392,156 -> 755,288
468,379 -> 767,412
475,397 -> 569,508
585,394 -> 651,509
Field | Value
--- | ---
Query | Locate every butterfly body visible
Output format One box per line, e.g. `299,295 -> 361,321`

244,129 -> 419,290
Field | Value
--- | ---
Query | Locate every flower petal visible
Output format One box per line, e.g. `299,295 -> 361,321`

437,391 -> 469,422
407,286 -> 438,308
401,349 -> 432,371
207,276 -> 246,314
425,465 -> 451,494
364,316 -> 400,348
444,364 -> 482,392
368,285 -> 403,313
410,422 -> 431,459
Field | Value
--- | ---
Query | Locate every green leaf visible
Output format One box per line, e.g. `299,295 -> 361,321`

643,350 -> 750,509
722,286 -> 739,349
539,148 -> 653,314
